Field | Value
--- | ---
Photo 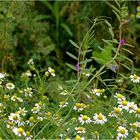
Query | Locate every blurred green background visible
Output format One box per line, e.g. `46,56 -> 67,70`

0,1 -> 140,79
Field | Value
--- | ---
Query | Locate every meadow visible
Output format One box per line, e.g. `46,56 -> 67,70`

0,1 -> 140,139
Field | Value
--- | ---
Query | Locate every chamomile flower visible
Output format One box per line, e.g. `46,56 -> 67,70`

117,126 -> 128,139
137,6 -> 140,12
114,93 -> 126,101
24,87 -> 33,97
93,113 -> 107,125
18,107 -> 27,116
75,127 -> 86,134
37,116 -> 44,121
0,73 -> 5,79
75,135 -> 85,140
24,70 -> 32,77
91,88 -> 105,96
128,102 -> 138,113
74,103 -> 86,112
48,67 -> 55,77
135,108 -> 140,118
136,12 -> 140,19
118,100 -> 129,110
11,95 -> 23,102
134,132 -> 140,139
8,112 -> 21,124
6,121 -> 15,129
13,127 -> 26,137
27,58 -> 34,65
78,114 -> 92,125
59,101 -> 68,108
31,106 -> 40,114
25,131 -> 33,140
35,101 -> 43,109
130,74 -> 140,83
130,122 -> 138,132
6,82 -> 15,90
109,107 -> 122,117
26,117 -> 35,126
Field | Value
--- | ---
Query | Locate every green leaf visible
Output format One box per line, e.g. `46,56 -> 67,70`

79,59 -> 92,65
92,44 -> 113,65
66,51 -> 78,60
60,23 -> 73,37
66,63 -> 76,71
69,40 -> 79,49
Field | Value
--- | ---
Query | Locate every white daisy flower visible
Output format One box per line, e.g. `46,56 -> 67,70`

117,126 -> 128,139
27,58 -> 34,65
109,107 -> 122,117
130,122 -> 138,132
118,100 -> 129,110
130,74 -> 140,83
114,93 -> 126,101
6,82 -> 15,90
25,131 -> 33,140
91,88 -> 105,96
135,108 -> 140,118
59,101 -> 68,108
8,112 -> 21,124
78,114 -> 92,125
73,103 -> 86,112
25,70 -> 32,77
0,73 -> 5,79
128,102 -> 138,113
35,101 -> 43,109
24,87 -> 33,97
18,107 -> 27,116
11,95 -> 23,102
26,117 -> 35,126
13,127 -> 26,137
6,121 -> 15,129
75,127 -> 86,134
31,106 -> 40,114
37,116 -> 44,121
93,113 -> 107,125
48,67 -> 55,77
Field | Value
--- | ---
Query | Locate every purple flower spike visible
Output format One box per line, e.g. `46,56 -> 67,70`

120,38 -> 125,46
76,63 -> 80,71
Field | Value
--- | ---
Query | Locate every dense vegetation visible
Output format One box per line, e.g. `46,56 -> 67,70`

0,1 -> 140,139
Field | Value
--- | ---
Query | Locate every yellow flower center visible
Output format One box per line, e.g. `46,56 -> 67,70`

131,123 -> 137,129
76,103 -> 84,108
120,128 -> 125,134
26,131 -> 31,137
97,89 -> 104,93
17,127 -> 24,134
82,115 -> 88,121
114,108 -> 121,113
75,135 -> 82,140
97,114 -> 103,120
122,100 -> 128,106
13,115 -> 18,120
33,107 -> 38,111
135,132 -> 140,138
136,108 -> 140,114
77,127 -> 83,131
133,74 -> 139,80
29,117 -> 34,123
117,94 -> 123,99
